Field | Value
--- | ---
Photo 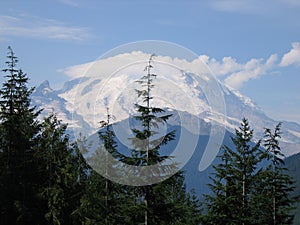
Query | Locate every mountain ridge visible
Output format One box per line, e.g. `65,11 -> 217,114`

31,52 -> 300,156
32,76 -> 300,156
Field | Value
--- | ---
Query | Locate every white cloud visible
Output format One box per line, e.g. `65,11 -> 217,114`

202,56 -> 243,76
61,51 -> 279,90
61,42 -> 300,90
196,53 -> 278,89
60,51 -> 210,79
60,61 -> 94,78
280,42 -> 300,67
224,54 -> 277,89
0,14 -> 92,41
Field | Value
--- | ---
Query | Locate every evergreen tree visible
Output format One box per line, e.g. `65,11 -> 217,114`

98,108 -> 128,224
204,120 -> 299,224
35,114 -> 87,225
121,54 -> 199,224
74,109 -> 129,225
0,46 -> 42,224
204,118 -> 264,225
74,169 -> 108,225
148,172 -> 202,225
203,146 -> 238,224
262,123 -> 299,225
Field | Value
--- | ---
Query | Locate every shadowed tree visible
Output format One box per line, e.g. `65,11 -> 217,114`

204,120 -> 299,225
35,114 -> 89,225
0,46 -> 42,224
204,118 -> 264,225
262,123 -> 299,225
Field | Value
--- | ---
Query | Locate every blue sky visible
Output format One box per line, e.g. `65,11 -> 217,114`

0,0 -> 299,123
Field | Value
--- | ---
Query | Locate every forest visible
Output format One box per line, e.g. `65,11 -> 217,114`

0,47 -> 299,225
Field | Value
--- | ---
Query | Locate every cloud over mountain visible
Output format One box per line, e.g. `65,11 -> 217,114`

60,43 -> 299,89
34,51 -> 300,157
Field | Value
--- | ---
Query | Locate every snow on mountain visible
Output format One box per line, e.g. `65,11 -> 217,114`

32,80 -> 91,132
32,52 -> 300,156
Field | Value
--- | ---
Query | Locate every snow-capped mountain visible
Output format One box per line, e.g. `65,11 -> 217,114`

32,52 -> 300,157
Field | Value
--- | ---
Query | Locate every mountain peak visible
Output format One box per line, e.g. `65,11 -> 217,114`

41,79 -> 51,87
34,80 -> 53,96
32,52 -> 300,157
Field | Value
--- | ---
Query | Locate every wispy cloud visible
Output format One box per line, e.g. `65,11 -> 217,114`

0,14 -> 92,41
280,42 -> 300,67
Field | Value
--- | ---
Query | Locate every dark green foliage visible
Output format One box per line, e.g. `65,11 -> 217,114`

204,119 -> 299,225
203,147 -> 237,224
0,47 -> 89,225
73,110 -> 129,225
262,123 -> 299,225
74,168 -> 130,225
149,172 -> 202,225
98,108 -> 123,161
285,153 -> 300,224
35,115 -> 88,225
98,110 -> 130,224
0,46 -> 42,224
204,118 -> 264,224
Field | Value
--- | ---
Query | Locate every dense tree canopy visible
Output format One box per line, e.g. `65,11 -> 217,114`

203,119 -> 299,225
0,48 -> 298,225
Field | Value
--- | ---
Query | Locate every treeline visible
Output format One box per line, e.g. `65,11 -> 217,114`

203,119 -> 299,224
0,48 -> 298,225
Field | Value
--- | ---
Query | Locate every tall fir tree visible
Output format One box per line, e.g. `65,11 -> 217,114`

74,109 -> 129,225
262,123 -> 299,225
204,118 -> 264,225
204,119 -> 299,225
120,54 -> 200,225
98,108 -> 129,224
0,46 -> 42,224
35,114 -> 88,225
203,146 -> 237,224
